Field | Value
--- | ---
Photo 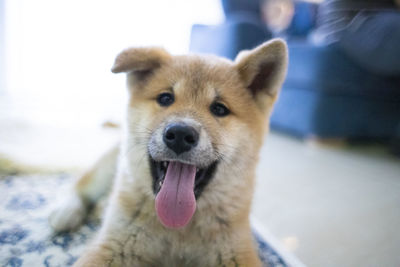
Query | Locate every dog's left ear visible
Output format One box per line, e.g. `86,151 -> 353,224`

111,47 -> 171,76
235,39 -> 288,111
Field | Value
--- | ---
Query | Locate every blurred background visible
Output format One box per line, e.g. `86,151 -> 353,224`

1,0 -> 400,266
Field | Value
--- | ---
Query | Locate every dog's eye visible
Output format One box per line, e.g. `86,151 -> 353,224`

210,102 -> 230,117
157,92 -> 174,107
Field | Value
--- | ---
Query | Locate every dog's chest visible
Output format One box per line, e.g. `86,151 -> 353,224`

118,222 -> 229,266
120,238 -> 219,266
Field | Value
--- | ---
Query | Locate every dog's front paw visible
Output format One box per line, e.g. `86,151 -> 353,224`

73,245 -> 117,267
49,193 -> 87,232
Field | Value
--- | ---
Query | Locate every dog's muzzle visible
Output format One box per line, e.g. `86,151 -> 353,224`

147,119 -> 218,229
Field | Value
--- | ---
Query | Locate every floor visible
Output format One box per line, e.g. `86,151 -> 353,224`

1,94 -> 400,267
253,132 -> 400,267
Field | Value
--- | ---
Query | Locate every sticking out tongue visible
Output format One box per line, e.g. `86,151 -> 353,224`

155,161 -> 197,229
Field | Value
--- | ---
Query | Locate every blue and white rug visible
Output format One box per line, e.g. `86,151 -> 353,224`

0,174 -> 288,267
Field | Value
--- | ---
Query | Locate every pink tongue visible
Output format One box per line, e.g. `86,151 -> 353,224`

155,161 -> 197,229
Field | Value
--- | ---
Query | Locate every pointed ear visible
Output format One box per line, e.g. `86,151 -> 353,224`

235,39 -> 288,110
111,47 -> 171,77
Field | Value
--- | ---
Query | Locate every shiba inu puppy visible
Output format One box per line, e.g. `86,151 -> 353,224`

49,39 -> 288,266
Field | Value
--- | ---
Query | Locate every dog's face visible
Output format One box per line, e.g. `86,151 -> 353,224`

112,40 -> 287,229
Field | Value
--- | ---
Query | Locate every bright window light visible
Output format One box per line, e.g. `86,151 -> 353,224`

3,0 -> 223,127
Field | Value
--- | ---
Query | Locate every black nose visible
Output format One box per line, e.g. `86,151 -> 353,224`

163,123 -> 199,155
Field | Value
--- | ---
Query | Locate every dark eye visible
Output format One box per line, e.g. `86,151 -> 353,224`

210,102 -> 230,117
157,92 -> 174,107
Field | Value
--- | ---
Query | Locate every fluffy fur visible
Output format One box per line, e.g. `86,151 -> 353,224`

49,39 -> 288,267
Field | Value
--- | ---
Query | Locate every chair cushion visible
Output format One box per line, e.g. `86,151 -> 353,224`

285,42 -> 400,101
190,18 -> 271,60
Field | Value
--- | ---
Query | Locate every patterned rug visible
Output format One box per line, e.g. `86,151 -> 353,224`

0,174 -> 288,267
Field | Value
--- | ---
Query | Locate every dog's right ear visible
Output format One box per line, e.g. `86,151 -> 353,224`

111,47 -> 171,80
235,39 -> 288,112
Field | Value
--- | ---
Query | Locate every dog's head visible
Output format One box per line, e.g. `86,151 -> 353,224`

112,40 -> 287,229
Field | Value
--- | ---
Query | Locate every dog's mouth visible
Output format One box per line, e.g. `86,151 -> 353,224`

149,158 -> 218,229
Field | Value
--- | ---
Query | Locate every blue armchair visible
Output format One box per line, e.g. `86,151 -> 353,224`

189,0 -> 400,142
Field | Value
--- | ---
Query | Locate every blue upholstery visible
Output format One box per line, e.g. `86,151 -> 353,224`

190,0 -> 271,60
286,2 -> 317,37
221,0 -> 262,18
190,16 -> 271,60
189,0 -> 400,140
272,42 -> 400,138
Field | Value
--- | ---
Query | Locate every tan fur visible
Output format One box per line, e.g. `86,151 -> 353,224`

50,39 -> 288,266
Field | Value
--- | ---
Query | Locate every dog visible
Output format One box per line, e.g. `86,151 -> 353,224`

49,39 -> 288,266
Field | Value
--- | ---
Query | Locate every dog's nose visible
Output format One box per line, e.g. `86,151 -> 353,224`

163,123 -> 199,155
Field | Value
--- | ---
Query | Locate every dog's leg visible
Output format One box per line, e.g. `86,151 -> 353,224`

72,244 -> 120,267
219,231 -> 263,267
49,145 -> 119,232
236,251 -> 262,267
73,244 -> 147,267
220,251 -> 262,267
